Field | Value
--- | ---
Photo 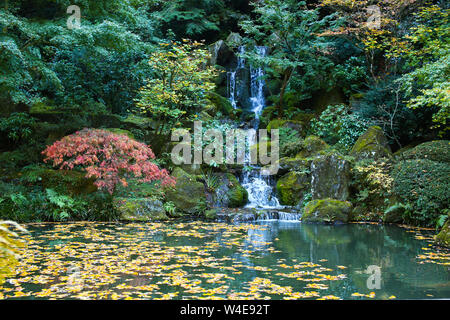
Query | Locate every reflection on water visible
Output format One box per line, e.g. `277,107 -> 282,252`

0,220 -> 449,300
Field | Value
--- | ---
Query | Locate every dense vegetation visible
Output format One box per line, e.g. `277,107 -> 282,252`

0,0 -> 448,235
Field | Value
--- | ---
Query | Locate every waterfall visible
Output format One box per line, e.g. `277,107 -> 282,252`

227,46 -> 281,209
227,46 -> 246,109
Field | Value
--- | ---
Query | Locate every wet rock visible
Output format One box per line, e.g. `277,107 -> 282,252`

350,126 -> 392,161
166,168 -> 206,214
302,198 -> 352,223
114,197 -> 168,221
311,152 -> 350,201
209,40 -> 234,66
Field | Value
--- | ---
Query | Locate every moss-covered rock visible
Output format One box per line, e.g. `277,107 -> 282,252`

401,140 -> 450,163
165,167 -> 206,214
215,173 -> 248,208
276,171 -> 310,206
311,152 -> 350,201
435,221 -> 450,247
104,128 -> 135,139
206,92 -> 234,117
276,156 -> 311,174
114,197 -> 168,221
302,198 -> 352,223
20,167 -> 97,195
267,119 -> 307,137
296,136 -> 329,158
350,126 -> 392,160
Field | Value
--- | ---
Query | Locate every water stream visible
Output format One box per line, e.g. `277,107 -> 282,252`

227,46 -> 282,211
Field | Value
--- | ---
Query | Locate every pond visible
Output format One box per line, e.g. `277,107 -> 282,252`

1,220 -> 449,300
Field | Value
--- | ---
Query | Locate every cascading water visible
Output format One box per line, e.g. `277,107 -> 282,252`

227,46 -> 246,109
228,46 -> 281,209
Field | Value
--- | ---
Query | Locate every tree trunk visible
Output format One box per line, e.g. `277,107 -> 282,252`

277,68 -> 293,118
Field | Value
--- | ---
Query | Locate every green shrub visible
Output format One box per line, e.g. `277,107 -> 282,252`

309,104 -> 369,153
0,181 -> 118,222
279,127 -> 302,157
401,140 -> 450,163
0,113 -> 36,144
392,159 -> 450,226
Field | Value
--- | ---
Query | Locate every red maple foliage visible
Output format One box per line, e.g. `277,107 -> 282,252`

42,128 -> 176,194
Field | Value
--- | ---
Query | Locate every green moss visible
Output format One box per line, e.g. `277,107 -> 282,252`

113,197 -> 168,221
350,126 -> 392,160
276,171 -> 310,206
302,198 -> 352,223
225,173 -> 248,208
277,156 -> 311,173
104,128 -> 135,139
166,167 -> 206,214
296,135 -> 329,158
20,167 -> 97,195
435,221 -> 450,247
206,92 -> 234,116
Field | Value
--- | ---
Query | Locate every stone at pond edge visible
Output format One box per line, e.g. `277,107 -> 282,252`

350,126 -> 392,161
276,171 -> 310,206
435,220 -> 450,247
311,152 -> 350,201
114,197 -> 168,221
302,199 -> 352,223
166,167 -> 206,214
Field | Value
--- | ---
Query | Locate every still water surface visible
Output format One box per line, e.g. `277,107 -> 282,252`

1,220 -> 449,300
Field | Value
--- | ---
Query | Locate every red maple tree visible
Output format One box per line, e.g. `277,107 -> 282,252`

42,128 -> 176,194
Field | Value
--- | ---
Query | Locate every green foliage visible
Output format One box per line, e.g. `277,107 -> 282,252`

240,0 -> 343,115
309,104 -> 369,153
0,113 -> 36,143
0,180 -> 118,222
135,41 -> 218,134
395,5 -> 450,134
0,2 -> 156,114
392,159 -> 450,226
163,201 -> 177,216
279,127 -> 302,158
201,169 -> 220,193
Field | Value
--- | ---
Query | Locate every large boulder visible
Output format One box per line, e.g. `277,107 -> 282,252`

276,171 -> 310,206
350,126 -> 392,161
215,173 -> 248,208
114,197 -> 168,221
302,199 -> 352,223
435,221 -> 450,247
311,152 -> 350,201
166,168 -> 206,214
